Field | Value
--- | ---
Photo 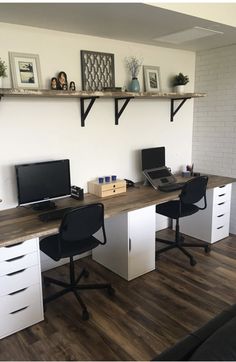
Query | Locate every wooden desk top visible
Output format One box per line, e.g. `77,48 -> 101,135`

0,175 -> 234,247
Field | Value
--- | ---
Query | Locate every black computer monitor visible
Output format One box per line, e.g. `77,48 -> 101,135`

141,147 -> 165,170
15,159 -> 71,210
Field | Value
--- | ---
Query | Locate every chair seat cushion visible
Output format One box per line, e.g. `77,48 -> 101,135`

156,200 -> 199,219
40,234 -> 100,261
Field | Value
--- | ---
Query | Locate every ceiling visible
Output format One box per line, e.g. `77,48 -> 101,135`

0,3 -> 236,51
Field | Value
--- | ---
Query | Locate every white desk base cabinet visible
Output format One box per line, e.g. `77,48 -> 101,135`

0,238 -> 44,339
93,205 -> 156,281
179,184 -> 232,244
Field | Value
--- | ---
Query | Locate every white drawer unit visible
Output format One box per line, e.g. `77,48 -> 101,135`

0,238 -> 44,339
93,205 -> 156,281
179,184 -> 232,243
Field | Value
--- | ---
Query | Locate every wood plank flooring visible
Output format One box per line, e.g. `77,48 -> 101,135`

1,229 -> 236,361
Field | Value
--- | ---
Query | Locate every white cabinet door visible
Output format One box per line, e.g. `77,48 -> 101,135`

92,205 -> 156,280
93,213 -> 129,279
128,205 -> 156,280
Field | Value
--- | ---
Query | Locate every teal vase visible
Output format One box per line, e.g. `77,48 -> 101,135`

129,77 -> 140,92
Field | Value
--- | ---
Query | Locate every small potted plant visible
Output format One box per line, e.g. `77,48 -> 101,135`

0,58 -> 7,88
125,56 -> 142,92
172,72 -> 189,94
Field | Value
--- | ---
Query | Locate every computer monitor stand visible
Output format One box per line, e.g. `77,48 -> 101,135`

32,201 -> 56,211
143,178 -> 151,186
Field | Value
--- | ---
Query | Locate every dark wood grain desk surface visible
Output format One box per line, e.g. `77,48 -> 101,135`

0,175 -> 234,247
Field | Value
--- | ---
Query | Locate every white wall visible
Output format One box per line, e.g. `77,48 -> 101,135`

193,45 -> 236,234
0,22 -> 196,211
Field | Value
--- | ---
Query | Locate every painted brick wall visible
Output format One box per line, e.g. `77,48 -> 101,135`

193,45 -> 236,234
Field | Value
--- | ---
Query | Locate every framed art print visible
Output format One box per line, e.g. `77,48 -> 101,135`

9,52 -> 42,89
143,65 -> 161,92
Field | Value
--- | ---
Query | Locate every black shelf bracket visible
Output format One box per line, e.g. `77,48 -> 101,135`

170,97 -> 191,122
80,96 -> 99,127
114,97 -> 134,125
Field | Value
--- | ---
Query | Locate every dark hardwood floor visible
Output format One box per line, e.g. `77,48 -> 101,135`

1,229 -> 236,361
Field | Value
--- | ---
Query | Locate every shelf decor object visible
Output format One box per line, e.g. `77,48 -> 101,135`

172,72 -> 189,94
143,65 -> 161,92
9,52 -> 42,90
125,56 -> 142,92
81,50 -> 115,91
0,58 -> 7,88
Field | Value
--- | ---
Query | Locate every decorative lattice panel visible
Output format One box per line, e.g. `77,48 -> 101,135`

81,50 -> 115,91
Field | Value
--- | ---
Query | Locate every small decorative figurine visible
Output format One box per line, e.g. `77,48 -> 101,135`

57,71 -> 68,90
50,77 -> 58,90
69,81 -> 76,91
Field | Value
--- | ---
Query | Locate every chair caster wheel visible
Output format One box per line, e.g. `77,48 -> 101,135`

190,258 -> 197,266
83,269 -> 89,278
82,310 -> 89,321
107,286 -> 115,296
205,245 -> 211,253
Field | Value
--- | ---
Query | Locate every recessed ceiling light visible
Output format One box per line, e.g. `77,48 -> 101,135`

154,26 -> 224,44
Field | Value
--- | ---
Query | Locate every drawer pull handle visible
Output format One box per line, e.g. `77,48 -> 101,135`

218,193 -> 226,197
217,226 -> 224,230
9,287 -> 27,296
219,185 -> 226,188
6,255 -> 25,262
10,306 -> 28,315
218,202 -> 225,206
5,241 -> 24,248
7,268 -> 26,276
217,214 -> 225,218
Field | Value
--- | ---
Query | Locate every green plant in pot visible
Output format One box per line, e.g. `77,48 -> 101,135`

125,56 -> 142,92
0,58 -> 7,88
172,72 -> 189,94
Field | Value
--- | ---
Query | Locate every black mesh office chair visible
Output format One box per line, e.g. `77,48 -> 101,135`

156,176 -> 211,266
40,203 -> 115,321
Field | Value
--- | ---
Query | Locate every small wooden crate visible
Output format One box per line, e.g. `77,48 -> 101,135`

88,179 -> 126,197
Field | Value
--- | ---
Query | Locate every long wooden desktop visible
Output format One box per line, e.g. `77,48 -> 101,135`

0,174 -> 234,339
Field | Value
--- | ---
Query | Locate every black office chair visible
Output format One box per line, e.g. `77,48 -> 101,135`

156,176 -> 211,266
40,203 -> 115,321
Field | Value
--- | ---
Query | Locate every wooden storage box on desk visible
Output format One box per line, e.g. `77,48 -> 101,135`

88,179 -> 126,197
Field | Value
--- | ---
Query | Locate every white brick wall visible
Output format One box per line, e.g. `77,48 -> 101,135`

193,45 -> 236,234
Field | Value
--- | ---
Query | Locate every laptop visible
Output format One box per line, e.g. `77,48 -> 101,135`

143,166 -> 185,191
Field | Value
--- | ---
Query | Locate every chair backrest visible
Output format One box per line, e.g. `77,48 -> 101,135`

180,176 -> 208,206
59,203 -> 105,242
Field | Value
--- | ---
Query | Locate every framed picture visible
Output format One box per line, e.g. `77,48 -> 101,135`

143,65 -> 161,92
9,52 -> 42,89
81,50 -> 115,91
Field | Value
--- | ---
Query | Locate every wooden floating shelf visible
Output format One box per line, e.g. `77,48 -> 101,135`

0,88 -> 207,125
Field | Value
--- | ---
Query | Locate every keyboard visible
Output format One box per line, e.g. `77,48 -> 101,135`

158,182 -> 185,192
38,207 -> 73,222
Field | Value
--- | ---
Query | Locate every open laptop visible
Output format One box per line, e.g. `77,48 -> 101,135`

143,166 -> 185,191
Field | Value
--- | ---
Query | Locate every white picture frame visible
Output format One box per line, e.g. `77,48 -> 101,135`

143,65 -> 161,92
9,52 -> 42,89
